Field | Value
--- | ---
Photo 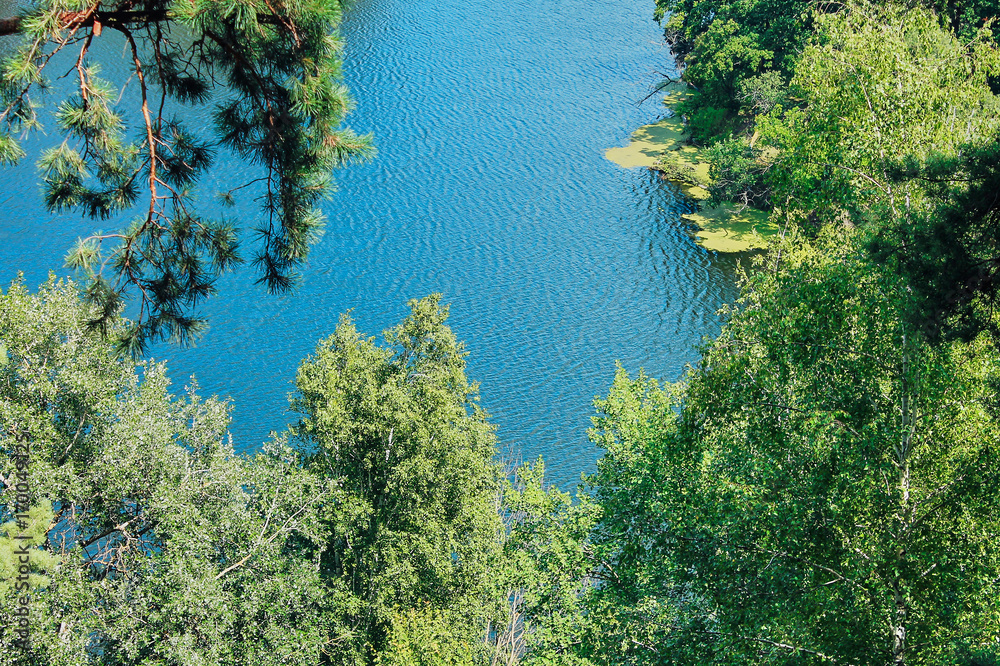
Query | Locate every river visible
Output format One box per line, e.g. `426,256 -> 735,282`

0,0 -> 744,488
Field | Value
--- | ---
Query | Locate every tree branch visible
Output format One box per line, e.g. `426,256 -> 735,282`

214,489 -> 325,580
752,401 -> 862,438
0,10 -> 170,38
686,626 -> 856,664
0,9 -> 294,38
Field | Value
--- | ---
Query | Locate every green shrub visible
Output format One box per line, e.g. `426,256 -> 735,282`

705,137 -> 772,207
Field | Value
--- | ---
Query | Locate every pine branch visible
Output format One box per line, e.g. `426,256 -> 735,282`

0,9 -> 297,38
2,0 -> 367,351
0,9 -> 169,38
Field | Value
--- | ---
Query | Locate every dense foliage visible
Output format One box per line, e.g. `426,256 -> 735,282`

290,296 -> 507,664
5,0 -> 1000,661
658,0 -> 1000,143
869,139 -> 1000,342
756,3 -> 1000,226
656,0 -> 811,139
663,0 -> 1000,345
0,277 -> 336,665
550,233 -> 1000,665
0,284 -> 510,666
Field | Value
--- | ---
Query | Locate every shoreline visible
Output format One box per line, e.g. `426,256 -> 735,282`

604,81 -> 777,252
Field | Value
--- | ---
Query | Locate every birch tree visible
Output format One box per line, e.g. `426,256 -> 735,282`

576,229 -> 1000,665
290,295 -> 507,665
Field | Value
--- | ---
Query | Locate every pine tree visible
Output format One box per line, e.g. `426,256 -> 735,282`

0,0 -> 373,353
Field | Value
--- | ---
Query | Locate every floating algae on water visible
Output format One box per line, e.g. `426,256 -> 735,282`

682,203 -> 780,253
604,118 -> 688,169
605,81 -> 777,252
604,82 -> 708,180
683,184 -> 711,201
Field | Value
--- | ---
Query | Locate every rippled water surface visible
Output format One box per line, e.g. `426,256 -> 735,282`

0,0 -> 745,487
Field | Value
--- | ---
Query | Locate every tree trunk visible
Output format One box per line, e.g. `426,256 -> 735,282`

891,333 -> 914,666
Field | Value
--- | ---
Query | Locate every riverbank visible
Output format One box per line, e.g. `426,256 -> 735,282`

604,81 -> 777,253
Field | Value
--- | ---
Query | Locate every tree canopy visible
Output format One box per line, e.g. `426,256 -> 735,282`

867,137 -> 1000,342
290,295 -> 508,664
0,282 -> 515,665
0,0 -> 373,352
522,231 -> 1000,665
0,276 -> 337,664
756,2 -> 1000,227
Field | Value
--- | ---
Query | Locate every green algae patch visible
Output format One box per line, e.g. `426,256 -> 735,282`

658,148 -> 711,186
682,203 -> 779,252
607,81 -> 777,252
605,82 -> 711,187
660,80 -> 697,108
605,116 -> 687,169
683,184 -> 711,201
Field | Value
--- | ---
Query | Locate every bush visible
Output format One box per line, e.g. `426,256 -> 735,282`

705,137 -> 772,207
684,103 -> 732,144
737,70 -> 787,116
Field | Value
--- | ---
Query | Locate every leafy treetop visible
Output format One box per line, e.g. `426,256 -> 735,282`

290,295 -> 509,664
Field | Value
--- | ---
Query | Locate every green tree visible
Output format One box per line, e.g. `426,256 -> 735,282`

501,459 -> 598,666
290,295 -> 507,665
0,276 -> 336,665
705,136 -> 773,208
0,0 -> 373,351
656,0 -> 812,141
756,1 -> 1000,226
374,606 -> 479,666
574,230 -> 1000,665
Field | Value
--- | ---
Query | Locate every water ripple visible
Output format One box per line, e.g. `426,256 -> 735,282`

0,0 -> 747,488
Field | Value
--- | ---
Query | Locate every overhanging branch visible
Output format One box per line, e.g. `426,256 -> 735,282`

0,10 -> 169,37
0,9 -> 286,37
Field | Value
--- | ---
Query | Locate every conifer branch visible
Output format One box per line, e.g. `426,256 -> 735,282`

0,10 -> 169,37
1,0 -> 371,351
75,32 -> 94,109
0,9 -> 297,37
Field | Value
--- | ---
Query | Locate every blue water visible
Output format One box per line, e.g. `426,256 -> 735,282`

0,0 -> 744,487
